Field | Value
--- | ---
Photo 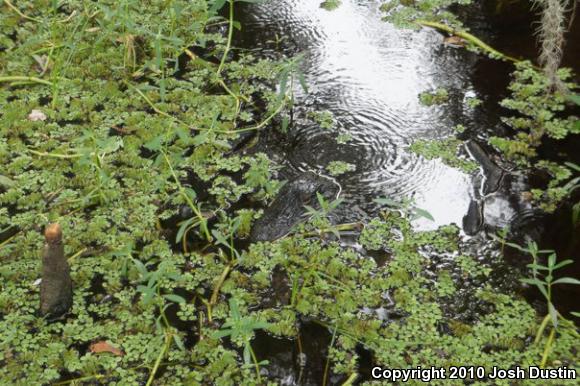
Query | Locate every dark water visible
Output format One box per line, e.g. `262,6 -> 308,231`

235,0 -> 541,232
232,0 -> 579,384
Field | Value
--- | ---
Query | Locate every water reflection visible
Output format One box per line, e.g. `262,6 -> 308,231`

238,0 -> 487,229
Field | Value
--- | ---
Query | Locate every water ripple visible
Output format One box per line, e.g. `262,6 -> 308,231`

238,0 -> 475,228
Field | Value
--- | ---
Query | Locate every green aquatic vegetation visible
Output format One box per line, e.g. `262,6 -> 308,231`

380,0 -> 472,30
529,161 -> 579,212
419,87 -> 449,106
308,109 -> 335,130
2,1 -> 580,384
490,62 -> 578,165
0,0 -> 281,383
410,138 -> 478,173
326,160 -> 355,176
213,298 -> 271,382
374,196 -> 435,222
510,240 -> 580,367
489,62 -> 579,212
465,96 -> 482,108
336,132 -> 353,144
320,0 -> 342,11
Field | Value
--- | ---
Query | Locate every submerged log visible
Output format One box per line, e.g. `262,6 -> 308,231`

40,224 -> 72,318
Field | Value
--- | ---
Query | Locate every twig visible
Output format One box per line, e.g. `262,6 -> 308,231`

415,20 -> 524,64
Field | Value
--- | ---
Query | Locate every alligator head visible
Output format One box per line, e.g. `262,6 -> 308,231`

250,172 -> 340,242
465,140 -> 505,195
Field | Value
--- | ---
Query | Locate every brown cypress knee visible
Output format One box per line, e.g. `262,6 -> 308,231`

40,223 -> 72,318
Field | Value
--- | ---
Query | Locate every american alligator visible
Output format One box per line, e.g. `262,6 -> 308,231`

462,140 -> 540,237
462,141 -> 505,235
250,172 -> 341,242
465,140 -> 505,196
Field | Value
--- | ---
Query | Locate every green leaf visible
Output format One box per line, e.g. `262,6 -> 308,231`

0,175 -> 15,188
548,302 -> 558,328
552,277 -> 580,286
281,115 -> 289,132
548,253 -> 556,268
144,135 -> 165,152
373,197 -> 401,208
297,71 -> 309,94
209,0 -> 227,15
552,259 -> 573,270
243,344 -> 251,365
132,258 -> 149,277
414,207 -> 435,222
526,264 -> 549,271
567,93 -> 580,106
163,294 -> 187,304
176,217 -> 196,243
213,329 -> 233,339
173,334 -> 185,351
229,298 -> 241,319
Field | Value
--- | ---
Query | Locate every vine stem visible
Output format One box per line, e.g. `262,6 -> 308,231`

415,20 -> 524,64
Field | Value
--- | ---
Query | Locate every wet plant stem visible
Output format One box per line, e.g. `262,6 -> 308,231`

322,325 -> 338,386
535,314 -> 552,344
540,328 -> 555,368
145,332 -> 173,386
297,334 -> 304,384
0,233 -> 18,250
26,149 -> 82,159
415,20 -> 524,64
0,76 -> 52,86
210,262 -> 235,306
248,344 -> 262,383
162,151 -> 211,241
3,0 -> 40,22
298,222 -> 362,238
342,373 -> 358,386
217,0 -> 234,76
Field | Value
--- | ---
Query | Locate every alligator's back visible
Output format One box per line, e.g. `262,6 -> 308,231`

250,172 -> 340,242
